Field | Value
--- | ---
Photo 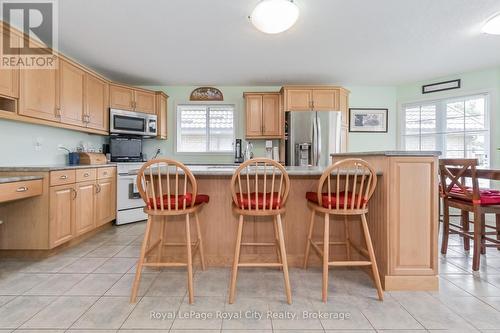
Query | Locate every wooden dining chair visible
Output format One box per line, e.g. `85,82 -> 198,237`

228,158 -> 292,304
303,158 -> 383,302
130,159 -> 208,304
439,158 -> 500,271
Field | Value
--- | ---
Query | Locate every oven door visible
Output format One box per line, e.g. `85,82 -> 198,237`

110,109 -> 147,136
117,175 -> 145,210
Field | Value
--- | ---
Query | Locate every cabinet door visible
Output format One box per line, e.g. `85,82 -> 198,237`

74,181 -> 96,236
109,85 -> 134,111
134,90 -> 156,114
59,60 -> 85,126
262,94 -> 281,137
85,74 -> 109,131
156,93 -> 167,139
49,184 -> 75,247
340,125 -> 348,152
0,26 -> 19,98
95,178 -> 116,227
19,62 -> 58,121
338,90 -> 349,126
245,95 -> 263,137
312,89 -> 339,111
286,89 -> 312,111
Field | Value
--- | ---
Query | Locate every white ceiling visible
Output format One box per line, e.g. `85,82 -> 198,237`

58,0 -> 500,86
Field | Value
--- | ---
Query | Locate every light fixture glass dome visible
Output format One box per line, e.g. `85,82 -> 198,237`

250,0 -> 299,34
482,13 -> 500,35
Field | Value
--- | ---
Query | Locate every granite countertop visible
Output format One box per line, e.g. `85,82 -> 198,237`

331,150 -> 441,157
0,176 -> 44,184
0,164 -> 117,172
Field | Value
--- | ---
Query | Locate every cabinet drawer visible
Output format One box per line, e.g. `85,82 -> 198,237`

76,168 -> 97,182
50,170 -> 76,186
97,167 -> 116,179
0,179 -> 43,203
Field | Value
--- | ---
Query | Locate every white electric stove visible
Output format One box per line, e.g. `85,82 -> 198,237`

116,162 -> 147,225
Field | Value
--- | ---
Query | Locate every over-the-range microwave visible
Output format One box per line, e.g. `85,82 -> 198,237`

109,108 -> 157,137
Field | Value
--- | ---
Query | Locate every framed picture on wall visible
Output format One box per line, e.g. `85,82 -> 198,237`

349,108 -> 388,133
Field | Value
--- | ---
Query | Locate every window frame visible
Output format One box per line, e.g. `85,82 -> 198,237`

175,103 -> 236,155
399,92 -> 491,167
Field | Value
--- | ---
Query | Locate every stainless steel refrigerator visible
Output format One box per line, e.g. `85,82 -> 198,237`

285,111 -> 342,167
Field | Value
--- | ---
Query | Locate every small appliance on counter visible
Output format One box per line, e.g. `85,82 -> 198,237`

109,136 -> 144,162
234,139 -> 244,163
79,152 -> 107,165
265,140 -> 273,159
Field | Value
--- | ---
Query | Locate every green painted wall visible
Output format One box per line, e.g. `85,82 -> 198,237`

396,68 -> 500,167
0,119 -> 105,165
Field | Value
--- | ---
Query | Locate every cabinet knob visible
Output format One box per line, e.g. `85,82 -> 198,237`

16,186 -> 28,192
83,173 -> 89,177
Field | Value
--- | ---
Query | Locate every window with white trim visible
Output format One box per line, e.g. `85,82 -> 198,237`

401,94 -> 490,168
176,104 -> 235,153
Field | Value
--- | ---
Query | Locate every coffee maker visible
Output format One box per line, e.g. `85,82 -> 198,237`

234,139 -> 244,163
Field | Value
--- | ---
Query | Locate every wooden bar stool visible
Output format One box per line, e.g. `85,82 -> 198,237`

439,159 -> 500,271
303,158 -> 383,302
130,159 -> 208,304
228,158 -> 292,304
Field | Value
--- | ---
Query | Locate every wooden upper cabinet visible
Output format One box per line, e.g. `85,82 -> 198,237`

312,89 -> 339,111
58,59 -> 85,126
156,92 -> 168,139
285,89 -> 312,111
262,94 -> 281,136
245,94 -> 263,138
74,180 -> 95,236
19,60 -> 58,121
339,89 -> 349,125
0,26 -> 19,98
244,92 -> 282,138
49,184 -> 75,248
85,74 -> 109,131
109,84 -> 134,111
134,90 -> 155,114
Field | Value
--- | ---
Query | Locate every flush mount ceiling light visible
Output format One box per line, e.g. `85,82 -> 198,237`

250,0 -> 299,34
482,13 -> 500,35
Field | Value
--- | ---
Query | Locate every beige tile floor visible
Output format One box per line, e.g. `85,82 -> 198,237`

1,220 -> 500,332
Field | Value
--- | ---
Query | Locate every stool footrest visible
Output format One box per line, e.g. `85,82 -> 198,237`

329,261 -> 372,266
142,262 -> 187,267
241,242 -> 276,246
238,262 -> 283,267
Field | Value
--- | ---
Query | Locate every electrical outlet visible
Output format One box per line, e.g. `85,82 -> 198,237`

34,137 -> 43,151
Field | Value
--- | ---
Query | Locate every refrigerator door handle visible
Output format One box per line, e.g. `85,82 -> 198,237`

316,114 -> 321,166
311,113 -> 317,166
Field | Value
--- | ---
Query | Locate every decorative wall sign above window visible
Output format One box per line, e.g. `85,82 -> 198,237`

422,79 -> 461,94
190,87 -> 224,101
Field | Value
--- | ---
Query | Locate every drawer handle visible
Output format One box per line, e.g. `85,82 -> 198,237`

103,172 -> 108,175
16,186 -> 28,192
60,175 -> 68,180
84,173 -> 90,177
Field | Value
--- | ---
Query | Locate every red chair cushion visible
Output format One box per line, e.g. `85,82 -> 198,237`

148,193 -> 209,209
235,192 -> 282,209
449,185 -> 500,205
306,191 -> 366,209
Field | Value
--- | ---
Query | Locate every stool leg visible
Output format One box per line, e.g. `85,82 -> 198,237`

361,213 -> 383,301
156,216 -> 166,269
185,213 -> 194,304
462,210 -> 470,251
481,214 -> 486,255
130,216 -> 153,303
472,206 -> 482,271
322,213 -> 329,303
496,214 -> 500,250
344,216 -> 351,260
273,216 -> 283,270
441,199 -> 450,255
229,215 -> 244,304
195,212 -> 206,271
303,209 -> 315,269
276,214 -> 292,304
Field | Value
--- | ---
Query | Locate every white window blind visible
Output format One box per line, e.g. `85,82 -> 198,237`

401,94 -> 490,168
176,104 -> 234,153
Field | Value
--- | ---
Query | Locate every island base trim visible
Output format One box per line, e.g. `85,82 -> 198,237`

384,275 -> 439,291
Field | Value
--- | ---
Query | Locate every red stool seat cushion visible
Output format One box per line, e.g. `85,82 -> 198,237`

306,191 -> 366,209
148,193 -> 209,209
235,192 -> 281,209
449,185 -> 500,205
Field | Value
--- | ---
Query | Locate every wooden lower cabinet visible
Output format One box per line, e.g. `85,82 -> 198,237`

95,177 -> 116,227
74,180 -> 96,236
49,184 -> 75,247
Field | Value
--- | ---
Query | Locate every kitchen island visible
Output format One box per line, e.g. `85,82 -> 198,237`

142,151 -> 440,291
